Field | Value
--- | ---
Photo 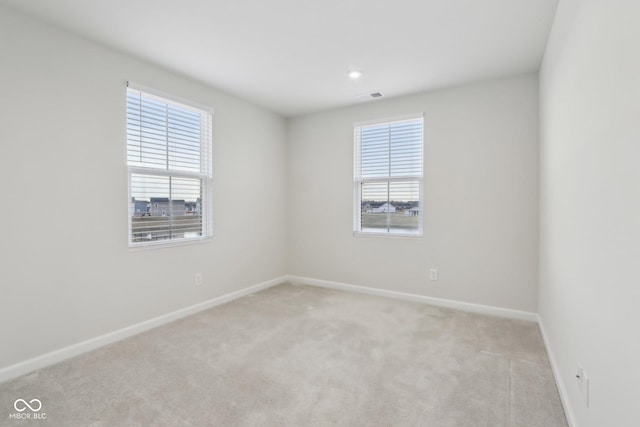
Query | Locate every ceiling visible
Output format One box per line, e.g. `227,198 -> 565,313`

0,0 -> 558,117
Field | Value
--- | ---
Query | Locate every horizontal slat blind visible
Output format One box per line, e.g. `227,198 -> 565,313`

127,84 -> 212,247
354,115 -> 423,236
356,118 -> 423,179
127,88 -> 212,174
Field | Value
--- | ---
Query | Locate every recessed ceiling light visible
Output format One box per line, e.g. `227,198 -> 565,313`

349,70 -> 362,79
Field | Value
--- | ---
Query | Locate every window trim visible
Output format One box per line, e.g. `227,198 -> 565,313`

353,113 -> 424,238
126,82 -> 213,249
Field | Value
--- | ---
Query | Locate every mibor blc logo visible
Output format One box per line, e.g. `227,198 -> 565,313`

9,398 -> 46,420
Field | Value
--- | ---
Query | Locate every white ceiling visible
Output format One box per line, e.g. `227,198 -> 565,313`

1,0 -> 558,117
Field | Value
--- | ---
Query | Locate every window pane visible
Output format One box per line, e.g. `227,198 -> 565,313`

388,181 -> 420,234
168,105 -> 202,173
360,182 -> 389,232
360,124 -> 390,179
127,89 -> 206,173
359,118 -> 423,180
130,174 -> 202,243
390,121 -> 423,177
360,181 -> 420,234
127,93 -> 172,169
171,177 -> 203,239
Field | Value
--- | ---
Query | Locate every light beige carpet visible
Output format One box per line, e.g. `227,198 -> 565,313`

0,283 -> 567,426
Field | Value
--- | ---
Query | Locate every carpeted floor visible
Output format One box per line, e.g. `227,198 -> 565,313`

0,283 -> 567,426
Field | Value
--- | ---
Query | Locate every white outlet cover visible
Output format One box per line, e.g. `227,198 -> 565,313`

584,373 -> 590,408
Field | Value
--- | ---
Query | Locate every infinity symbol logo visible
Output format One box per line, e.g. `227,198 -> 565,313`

14,399 -> 42,412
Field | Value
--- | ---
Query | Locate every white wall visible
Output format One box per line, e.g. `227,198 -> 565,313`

287,75 -> 540,312
0,6 -> 288,370
539,1 -> 640,426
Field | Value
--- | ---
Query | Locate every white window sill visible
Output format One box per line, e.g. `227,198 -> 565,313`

353,231 -> 423,239
128,236 -> 213,251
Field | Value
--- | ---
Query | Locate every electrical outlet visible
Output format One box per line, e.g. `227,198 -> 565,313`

195,273 -> 203,286
429,268 -> 438,281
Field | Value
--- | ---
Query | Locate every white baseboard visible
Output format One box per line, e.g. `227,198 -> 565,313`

0,275 -> 287,383
537,316 -> 577,427
287,275 -> 538,322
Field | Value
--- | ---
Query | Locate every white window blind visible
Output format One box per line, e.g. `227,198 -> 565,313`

126,83 -> 213,247
354,114 -> 424,236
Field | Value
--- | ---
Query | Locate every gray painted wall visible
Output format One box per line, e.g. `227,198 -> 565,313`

539,1 -> 640,426
0,6 -> 288,369
287,74 -> 540,312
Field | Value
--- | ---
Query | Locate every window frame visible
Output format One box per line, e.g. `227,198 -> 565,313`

126,82 -> 213,249
353,113 -> 424,238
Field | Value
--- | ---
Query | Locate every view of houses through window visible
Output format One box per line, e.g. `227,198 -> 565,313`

129,174 -> 204,243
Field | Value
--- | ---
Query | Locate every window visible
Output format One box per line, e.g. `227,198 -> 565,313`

126,83 -> 212,247
354,114 -> 424,236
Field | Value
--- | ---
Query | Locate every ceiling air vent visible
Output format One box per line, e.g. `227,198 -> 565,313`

356,91 -> 384,100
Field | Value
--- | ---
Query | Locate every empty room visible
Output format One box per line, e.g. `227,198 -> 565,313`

0,0 -> 637,426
